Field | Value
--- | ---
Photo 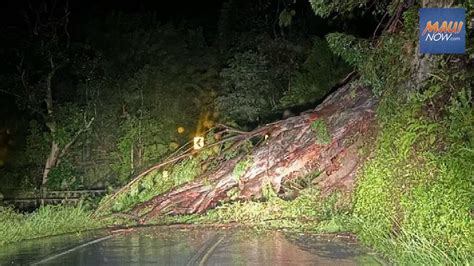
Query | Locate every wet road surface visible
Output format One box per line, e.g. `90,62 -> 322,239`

0,226 -> 382,265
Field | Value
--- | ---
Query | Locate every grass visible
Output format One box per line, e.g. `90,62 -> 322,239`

327,14 -> 473,263
152,187 -> 354,234
353,83 -> 474,263
0,205 -> 103,245
355,218 -> 473,265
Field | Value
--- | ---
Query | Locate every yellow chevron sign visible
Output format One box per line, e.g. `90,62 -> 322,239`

193,136 -> 204,150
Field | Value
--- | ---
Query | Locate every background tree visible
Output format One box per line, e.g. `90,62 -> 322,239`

2,1 -> 94,188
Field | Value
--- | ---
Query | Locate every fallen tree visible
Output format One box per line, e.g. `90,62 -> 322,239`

98,82 -> 377,223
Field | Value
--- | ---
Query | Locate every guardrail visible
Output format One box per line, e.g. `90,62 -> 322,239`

0,189 -> 107,210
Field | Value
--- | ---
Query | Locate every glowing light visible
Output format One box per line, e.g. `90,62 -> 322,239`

177,127 -> 185,134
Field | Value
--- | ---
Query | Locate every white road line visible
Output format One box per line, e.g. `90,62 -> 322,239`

31,234 -> 115,265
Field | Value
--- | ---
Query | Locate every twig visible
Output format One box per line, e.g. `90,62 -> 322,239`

58,117 -> 94,159
94,133 -> 245,216
372,12 -> 389,39
0,88 -> 23,100
93,148 -> 192,216
215,123 -> 250,135
94,121 -> 277,217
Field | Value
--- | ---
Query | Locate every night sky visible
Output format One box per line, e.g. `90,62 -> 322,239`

0,0 -> 224,27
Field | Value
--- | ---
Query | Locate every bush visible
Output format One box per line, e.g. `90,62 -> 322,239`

279,38 -> 350,108
326,32 -> 411,96
325,7 -> 418,96
47,160 -> 81,190
216,51 -> 276,124
354,82 -> 474,263
309,0 -> 370,18
110,156 -> 202,213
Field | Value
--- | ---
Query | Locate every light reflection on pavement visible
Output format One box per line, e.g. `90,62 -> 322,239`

0,226 -> 382,265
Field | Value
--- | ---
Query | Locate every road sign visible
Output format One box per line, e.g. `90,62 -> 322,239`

194,136 -> 204,150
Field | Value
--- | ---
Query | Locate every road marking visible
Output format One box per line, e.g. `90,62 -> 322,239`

31,235 -> 115,265
187,233 -> 226,266
199,234 -> 225,266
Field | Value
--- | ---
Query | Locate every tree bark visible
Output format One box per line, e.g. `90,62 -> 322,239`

42,61 -> 60,186
41,59 -> 95,186
129,83 -> 377,223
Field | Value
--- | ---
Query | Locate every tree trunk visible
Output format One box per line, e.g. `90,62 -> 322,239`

42,141 -> 60,185
42,62 -> 59,186
40,59 -> 95,187
129,83 -> 377,223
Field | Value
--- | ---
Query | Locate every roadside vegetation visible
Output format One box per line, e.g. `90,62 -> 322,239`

157,189 -> 353,235
354,77 -> 473,264
323,1 -> 474,263
0,205 -> 102,245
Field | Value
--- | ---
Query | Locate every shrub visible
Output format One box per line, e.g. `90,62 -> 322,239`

326,32 -> 410,95
110,155 -> 203,213
279,38 -> 350,108
354,82 -> 474,263
216,51 -> 276,124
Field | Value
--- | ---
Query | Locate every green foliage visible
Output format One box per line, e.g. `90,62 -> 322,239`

325,6 -> 418,96
111,156 -> 202,212
311,119 -> 331,145
0,205 -> 102,245
47,160 -> 81,190
279,38 -> 350,108
325,33 -> 368,67
326,32 -> 410,95
466,1 -> 474,59
53,103 -> 87,147
0,12 -> 216,189
25,103 -> 91,188
354,74 -> 474,263
232,157 -> 252,181
308,0 -> 371,18
112,112 -> 169,183
216,51 -> 276,124
160,187 -> 352,234
323,6 -> 473,262
78,18 -> 217,186
98,128 -> 228,215
355,220 -> 472,265
261,182 -> 278,200
308,0 -> 399,18
278,9 -> 296,28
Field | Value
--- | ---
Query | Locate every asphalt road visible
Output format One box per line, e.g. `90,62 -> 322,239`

0,226 -> 381,265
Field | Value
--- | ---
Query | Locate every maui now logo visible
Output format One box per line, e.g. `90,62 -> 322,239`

422,21 -> 464,41
419,8 -> 465,54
